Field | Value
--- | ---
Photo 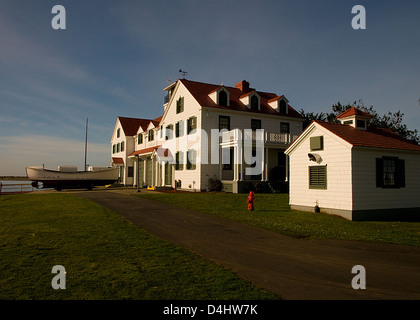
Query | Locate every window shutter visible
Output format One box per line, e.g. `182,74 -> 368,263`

396,159 -> 405,188
376,158 -> 383,187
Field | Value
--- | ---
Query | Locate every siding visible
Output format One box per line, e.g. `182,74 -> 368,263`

159,81 -> 203,190
352,148 -> 420,210
288,125 -> 353,211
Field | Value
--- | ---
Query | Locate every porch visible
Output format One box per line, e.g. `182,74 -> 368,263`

219,129 -> 296,193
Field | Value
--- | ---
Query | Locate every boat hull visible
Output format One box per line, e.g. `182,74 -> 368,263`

26,166 -> 119,190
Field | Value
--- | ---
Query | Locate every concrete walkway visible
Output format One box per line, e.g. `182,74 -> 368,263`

77,190 -> 420,300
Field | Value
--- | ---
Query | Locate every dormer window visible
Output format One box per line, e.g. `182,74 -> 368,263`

209,87 -> 230,106
279,100 -> 287,113
357,120 -> 366,128
251,95 -> 259,110
268,95 -> 289,114
337,107 -> 370,131
219,91 -> 228,106
148,129 -> 154,142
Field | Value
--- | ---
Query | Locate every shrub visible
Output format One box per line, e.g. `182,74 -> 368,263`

208,177 -> 223,191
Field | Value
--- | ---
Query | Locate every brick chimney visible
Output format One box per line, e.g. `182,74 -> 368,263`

235,80 -> 250,92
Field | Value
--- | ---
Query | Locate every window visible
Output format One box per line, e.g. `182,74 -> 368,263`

187,149 -> 196,170
251,119 -> 261,130
250,95 -> 259,110
116,143 -> 120,153
279,100 -> 287,113
223,148 -> 234,170
344,120 -> 353,125
187,116 -> 197,134
127,166 -> 134,178
166,124 -> 173,140
357,120 -> 366,128
280,122 -> 290,134
219,116 -> 230,131
175,121 -> 184,137
175,151 -> 184,170
376,157 -> 405,188
309,165 -> 327,189
176,97 -> 184,113
117,128 -> 120,138
112,144 -> 116,153
310,136 -> 324,151
148,129 -> 154,142
138,133 -> 143,144
219,91 -> 228,106
120,141 -> 124,152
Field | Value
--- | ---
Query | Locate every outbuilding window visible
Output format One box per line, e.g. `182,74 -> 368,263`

309,165 -> 327,189
376,157 -> 405,188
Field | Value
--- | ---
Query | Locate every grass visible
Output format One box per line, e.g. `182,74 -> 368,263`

0,193 -> 277,300
135,192 -> 420,247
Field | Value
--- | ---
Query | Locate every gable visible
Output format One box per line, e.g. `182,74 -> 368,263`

285,121 -> 353,155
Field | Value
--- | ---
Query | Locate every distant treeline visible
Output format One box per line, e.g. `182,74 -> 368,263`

0,176 -> 30,181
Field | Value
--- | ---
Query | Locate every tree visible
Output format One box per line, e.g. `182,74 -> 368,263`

299,100 -> 420,144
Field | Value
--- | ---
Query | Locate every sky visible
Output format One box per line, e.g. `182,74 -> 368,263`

0,0 -> 419,176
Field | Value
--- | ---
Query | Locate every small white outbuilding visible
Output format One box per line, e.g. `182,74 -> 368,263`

285,107 -> 420,221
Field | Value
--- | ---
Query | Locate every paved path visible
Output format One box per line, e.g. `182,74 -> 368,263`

77,191 -> 420,300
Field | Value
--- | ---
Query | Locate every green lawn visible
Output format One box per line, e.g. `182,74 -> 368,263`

0,193 -> 276,300
136,192 -> 420,247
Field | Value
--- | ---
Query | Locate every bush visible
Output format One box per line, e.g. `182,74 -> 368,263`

208,177 -> 223,191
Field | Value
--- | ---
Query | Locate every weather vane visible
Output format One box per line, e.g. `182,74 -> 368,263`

179,69 -> 188,79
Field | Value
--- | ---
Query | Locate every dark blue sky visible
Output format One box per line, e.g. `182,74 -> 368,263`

1,0 -> 419,175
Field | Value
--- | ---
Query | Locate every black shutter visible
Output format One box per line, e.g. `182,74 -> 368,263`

376,158 -> 383,188
396,159 -> 405,188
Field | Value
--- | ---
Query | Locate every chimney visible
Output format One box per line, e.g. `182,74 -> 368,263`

235,80 -> 250,92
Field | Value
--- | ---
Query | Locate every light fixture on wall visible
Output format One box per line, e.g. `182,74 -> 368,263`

308,153 -> 322,163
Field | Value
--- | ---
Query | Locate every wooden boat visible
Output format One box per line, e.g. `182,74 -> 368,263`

26,165 -> 119,190
26,118 -> 118,191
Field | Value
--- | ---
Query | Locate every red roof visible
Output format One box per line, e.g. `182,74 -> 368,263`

111,157 -> 124,164
129,146 -> 173,158
315,121 -> 420,151
180,79 -> 302,119
118,117 -> 152,136
337,107 -> 371,119
129,146 -> 160,157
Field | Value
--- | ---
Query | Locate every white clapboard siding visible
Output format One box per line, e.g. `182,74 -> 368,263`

352,148 -> 420,210
288,125 -> 353,211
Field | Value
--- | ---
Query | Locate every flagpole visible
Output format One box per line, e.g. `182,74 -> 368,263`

84,117 -> 88,171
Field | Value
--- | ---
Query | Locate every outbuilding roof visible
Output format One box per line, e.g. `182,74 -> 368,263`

315,120 -> 420,151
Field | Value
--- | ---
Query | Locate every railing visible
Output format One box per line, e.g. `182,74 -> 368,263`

220,129 -> 299,145
0,182 -> 34,196
265,132 -> 299,144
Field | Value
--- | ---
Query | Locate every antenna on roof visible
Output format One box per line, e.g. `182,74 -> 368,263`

179,69 -> 187,79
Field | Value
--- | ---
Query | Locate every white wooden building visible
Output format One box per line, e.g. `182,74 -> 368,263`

285,107 -> 420,221
111,79 -> 305,192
